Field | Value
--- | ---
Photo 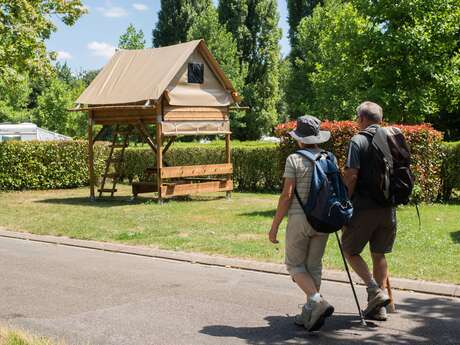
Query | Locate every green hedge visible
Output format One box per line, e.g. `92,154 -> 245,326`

0,141 -> 107,190
0,137 -> 456,201
441,141 -> 460,201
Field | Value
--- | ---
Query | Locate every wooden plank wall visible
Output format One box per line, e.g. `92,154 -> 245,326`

93,108 -> 157,125
161,163 -> 232,179
161,180 -> 233,198
163,106 -> 228,121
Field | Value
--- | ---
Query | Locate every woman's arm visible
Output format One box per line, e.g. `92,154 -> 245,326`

269,178 -> 295,243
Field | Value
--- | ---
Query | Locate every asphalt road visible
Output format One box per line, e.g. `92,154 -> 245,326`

0,236 -> 459,345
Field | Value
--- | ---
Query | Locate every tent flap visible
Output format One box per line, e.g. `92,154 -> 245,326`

161,121 -> 230,136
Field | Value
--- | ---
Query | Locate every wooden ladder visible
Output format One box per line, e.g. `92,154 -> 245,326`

98,124 -> 132,197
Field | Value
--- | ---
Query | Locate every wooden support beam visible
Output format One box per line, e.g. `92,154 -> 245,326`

156,121 -> 163,201
225,133 -> 233,199
93,125 -> 107,143
161,164 -> 233,179
225,134 -> 231,164
162,136 -> 176,155
136,122 -> 157,154
88,111 -> 96,200
161,180 -> 233,198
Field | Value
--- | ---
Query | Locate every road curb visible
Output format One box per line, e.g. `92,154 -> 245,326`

0,228 -> 458,298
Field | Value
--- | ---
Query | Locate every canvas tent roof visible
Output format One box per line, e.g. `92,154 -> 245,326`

76,40 -> 239,106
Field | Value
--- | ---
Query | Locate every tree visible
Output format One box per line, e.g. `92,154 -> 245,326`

187,4 -> 248,136
219,0 -> 282,139
55,62 -> 76,85
285,0 -> 323,118
78,69 -> 101,87
287,0 -> 323,50
0,72 -> 32,123
218,0 -> 252,64
292,0 -> 460,123
119,24 -> 146,49
0,0 -> 86,81
34,78 -> 86,137
152,0 -> 212,47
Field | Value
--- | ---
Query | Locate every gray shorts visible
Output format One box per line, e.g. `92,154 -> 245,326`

285,213 -> 329,289
342,207 -> 397,255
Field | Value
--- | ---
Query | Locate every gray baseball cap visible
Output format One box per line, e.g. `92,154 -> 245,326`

289,115 -> 331,144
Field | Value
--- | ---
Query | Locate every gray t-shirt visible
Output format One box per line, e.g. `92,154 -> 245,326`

283,148 -> 328,215
346,124 -> 381,210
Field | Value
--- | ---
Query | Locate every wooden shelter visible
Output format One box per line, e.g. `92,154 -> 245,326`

74,40 -> 240,202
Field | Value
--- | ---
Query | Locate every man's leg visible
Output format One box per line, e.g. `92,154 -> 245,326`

371,252 -> 388,288
345,253 -> 373,285
342,210 -> 390,318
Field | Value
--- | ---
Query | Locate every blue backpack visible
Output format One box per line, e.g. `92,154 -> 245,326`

294,150 -> 353,233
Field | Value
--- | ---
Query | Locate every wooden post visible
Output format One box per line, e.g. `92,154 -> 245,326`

156,117 -> 163,204
225,132 -> 232,200
88,111 -> 96,200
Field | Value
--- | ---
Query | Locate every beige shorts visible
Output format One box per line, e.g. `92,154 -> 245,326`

285,213 -> 329,289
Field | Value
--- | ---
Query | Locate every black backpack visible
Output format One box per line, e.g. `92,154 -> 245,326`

360,127 -> 414,206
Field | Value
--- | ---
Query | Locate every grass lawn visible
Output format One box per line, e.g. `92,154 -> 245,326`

0,327 -> 62,345
0,185 -> 459,284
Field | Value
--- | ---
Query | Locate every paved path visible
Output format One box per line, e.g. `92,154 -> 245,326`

0,236 -> 459,345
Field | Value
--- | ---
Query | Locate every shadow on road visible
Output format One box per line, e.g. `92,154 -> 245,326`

200,296 -> 460,344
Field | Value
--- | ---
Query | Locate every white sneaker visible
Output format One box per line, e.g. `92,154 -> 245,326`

306,297 -> 334,332
294,304 -> 312,326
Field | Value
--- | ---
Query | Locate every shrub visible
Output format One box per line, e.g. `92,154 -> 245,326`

0,141 -> 107,190
275,120 -> 444,202
441,141 -> 460,201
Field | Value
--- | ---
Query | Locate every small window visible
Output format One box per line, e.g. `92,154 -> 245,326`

188,63 -> 204,84
1,135 -> 21,142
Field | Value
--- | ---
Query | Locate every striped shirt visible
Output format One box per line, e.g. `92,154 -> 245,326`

283,148 -> 322,215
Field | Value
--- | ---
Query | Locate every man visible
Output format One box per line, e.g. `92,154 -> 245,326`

342,101 -> 394,321
269,115 -> 334,332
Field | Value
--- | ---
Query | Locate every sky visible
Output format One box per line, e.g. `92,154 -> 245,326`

46,0 -> 291,73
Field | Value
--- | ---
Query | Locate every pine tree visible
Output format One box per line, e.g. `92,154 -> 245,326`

119,24 -> 145,49
152,0 -> 212,47
219,0 -> 282,139
217,0 -> 251,63
287,0 -> 323,50
286,0 -> 323,118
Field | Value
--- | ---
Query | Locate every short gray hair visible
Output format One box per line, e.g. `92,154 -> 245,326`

356,101 -> 383,123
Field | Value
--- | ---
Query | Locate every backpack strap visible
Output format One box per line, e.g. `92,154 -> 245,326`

295,149 -> 320,162
293,150 -> 320,209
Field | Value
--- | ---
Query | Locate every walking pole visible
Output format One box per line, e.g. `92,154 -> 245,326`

335,232 -> 367,326
386,276 -> 396,313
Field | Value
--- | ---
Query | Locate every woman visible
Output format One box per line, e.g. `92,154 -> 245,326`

269,115 -> 334,332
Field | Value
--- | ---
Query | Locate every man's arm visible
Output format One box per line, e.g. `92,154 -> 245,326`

344,140 -> 361,198
343,168 -> 359,198
269,178 -> 295,244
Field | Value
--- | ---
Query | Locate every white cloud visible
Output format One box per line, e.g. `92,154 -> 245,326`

97,6 -> 128,18
88,41 -> 116,59
133,3 -> 148,11
56,51 -> 72,61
